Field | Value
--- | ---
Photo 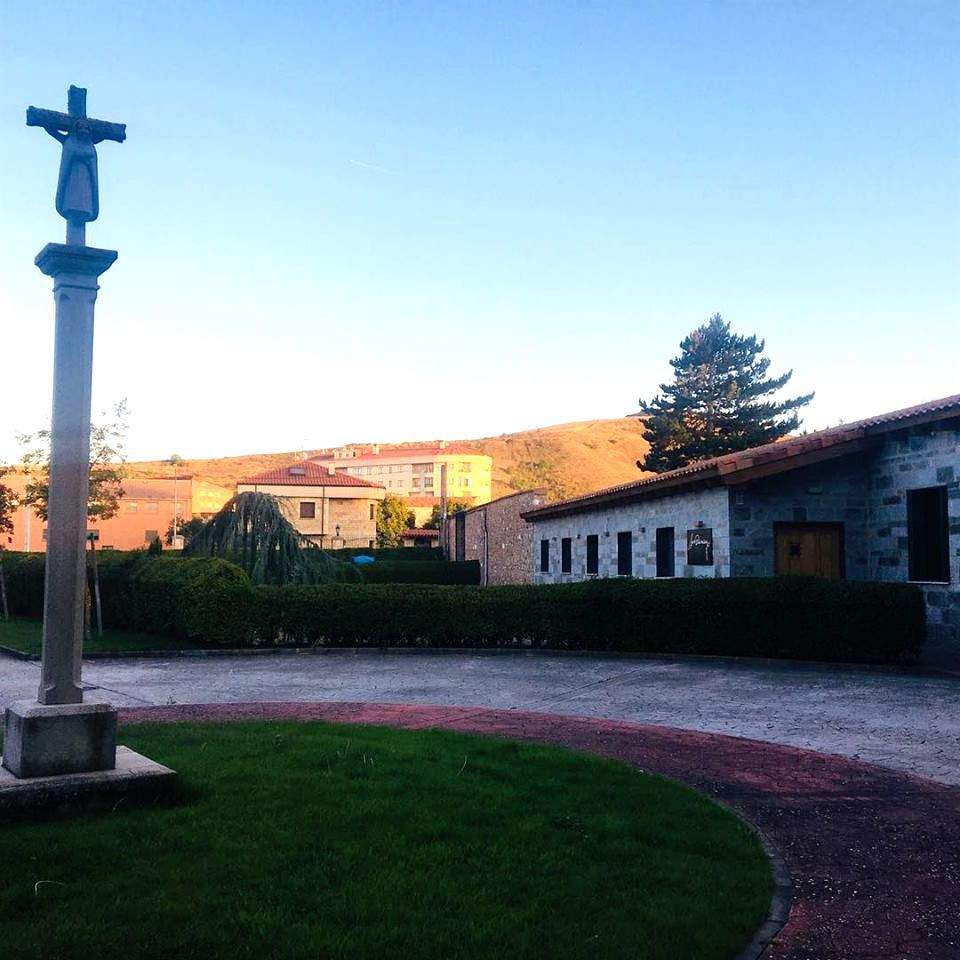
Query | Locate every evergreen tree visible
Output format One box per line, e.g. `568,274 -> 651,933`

185,492 -> 355,584
639,314 -> 813,472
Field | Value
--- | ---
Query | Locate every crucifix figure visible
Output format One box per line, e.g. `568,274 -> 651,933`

27,85 -> 126,246
2,85 -> 171,801
0,85 -> 127,784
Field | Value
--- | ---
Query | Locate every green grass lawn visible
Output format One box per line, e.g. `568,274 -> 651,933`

0,722 -> 772,960
0,617 -> 199,656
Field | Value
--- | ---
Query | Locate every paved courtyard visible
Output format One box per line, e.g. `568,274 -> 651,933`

3,650 -> 958,784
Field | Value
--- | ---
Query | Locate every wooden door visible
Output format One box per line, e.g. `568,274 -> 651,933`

775,524 -> 844,579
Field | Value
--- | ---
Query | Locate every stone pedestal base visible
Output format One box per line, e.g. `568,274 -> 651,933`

0,746 -> 177,818
2,700 -> 117,779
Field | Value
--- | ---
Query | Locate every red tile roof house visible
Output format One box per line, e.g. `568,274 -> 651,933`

237,460 -> 385,549
522,394 -> 960,669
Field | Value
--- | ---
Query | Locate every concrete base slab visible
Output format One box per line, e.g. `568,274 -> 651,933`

2,699 -> 117,778
0,746 -> 177,819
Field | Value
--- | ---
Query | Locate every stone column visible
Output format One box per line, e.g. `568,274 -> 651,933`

1,243 -> 119,779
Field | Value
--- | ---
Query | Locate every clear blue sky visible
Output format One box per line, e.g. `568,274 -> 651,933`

1,1 -> 957,463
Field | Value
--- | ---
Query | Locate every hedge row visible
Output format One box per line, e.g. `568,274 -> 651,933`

0,551 -> 925,663
358,560 -> 480,585
253,577 -> 924,663
328,547 -> 444,562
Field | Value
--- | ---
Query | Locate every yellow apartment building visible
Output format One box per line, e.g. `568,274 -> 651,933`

312,445 -> 492,523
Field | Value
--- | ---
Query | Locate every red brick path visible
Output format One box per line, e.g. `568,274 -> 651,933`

119,702 -> 960,960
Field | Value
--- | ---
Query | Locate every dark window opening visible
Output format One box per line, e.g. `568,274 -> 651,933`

907,486 -> 950,583
299,501 -> 316,519
586,534 -> 599,575
369,503 -> 375,520
655,527 -> 675,577
561,537 -> 572,574
144,529 -> 158,543
540,539 -> 550,573
617,531 -> 633,576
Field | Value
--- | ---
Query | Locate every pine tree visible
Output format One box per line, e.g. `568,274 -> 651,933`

639,314 -> 813,473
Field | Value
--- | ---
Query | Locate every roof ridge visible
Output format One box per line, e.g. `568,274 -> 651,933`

525,392 -> 960,518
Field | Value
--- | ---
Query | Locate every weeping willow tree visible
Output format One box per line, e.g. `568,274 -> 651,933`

184,492 -> 356,585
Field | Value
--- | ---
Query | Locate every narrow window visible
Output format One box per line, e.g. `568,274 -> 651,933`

586,534 -> 599,575
299,502 -> 316,519
617,531 -> 633,576
656,527 -> 675,578
561,537 -> 572,574
907,486 -> 950,583
540,539 -> 550,573
369,503 -> 375,520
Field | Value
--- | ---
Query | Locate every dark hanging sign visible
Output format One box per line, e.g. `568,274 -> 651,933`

686,528 -> 713,566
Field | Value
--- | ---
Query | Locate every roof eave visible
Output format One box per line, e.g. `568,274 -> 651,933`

521,467 -> 721,521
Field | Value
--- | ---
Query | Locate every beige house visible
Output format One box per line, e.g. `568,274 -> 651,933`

237,460 -> 385,548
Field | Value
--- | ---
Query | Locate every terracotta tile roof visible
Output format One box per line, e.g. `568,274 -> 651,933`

239,460 -> 384,488
524,393 -> 960,521
405,495 -> 441,507
403,527 -> 440,538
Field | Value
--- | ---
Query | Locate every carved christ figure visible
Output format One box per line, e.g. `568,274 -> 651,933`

47,119 -> 99,224
26,86 -> 126,243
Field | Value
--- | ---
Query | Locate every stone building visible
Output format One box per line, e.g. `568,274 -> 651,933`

445,489 -> 547,584
522,395 -> 960,667
237,460 -> 385,548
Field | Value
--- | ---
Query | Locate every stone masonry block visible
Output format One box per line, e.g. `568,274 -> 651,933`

2,701 -> 117,779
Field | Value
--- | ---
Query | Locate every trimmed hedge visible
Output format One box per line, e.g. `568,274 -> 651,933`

255,577 -> 924,664
329,547 -> 444,562
0,551 -> 255,646
358,561 -> 480,585
0,551 -> 925,663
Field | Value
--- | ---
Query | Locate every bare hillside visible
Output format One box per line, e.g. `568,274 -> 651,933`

126,417 -> 651,502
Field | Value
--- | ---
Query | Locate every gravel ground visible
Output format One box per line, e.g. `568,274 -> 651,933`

3,648 -> 958,784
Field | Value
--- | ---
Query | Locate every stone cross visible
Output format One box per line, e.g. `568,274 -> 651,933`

1,86 -> 125,780
27,85 -> 126,246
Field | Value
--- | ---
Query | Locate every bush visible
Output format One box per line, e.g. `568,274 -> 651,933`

0,550 -> 255,646
0,551 -> 926,664
358,561 -> 480,585
255,576 -> 924,664
328,547 -> 444,562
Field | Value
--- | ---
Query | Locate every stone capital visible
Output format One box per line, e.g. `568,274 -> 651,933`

35,243 -> 118,280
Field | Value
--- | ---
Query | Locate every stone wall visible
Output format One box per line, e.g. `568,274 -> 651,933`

864,420 -> 960,666
726,419 -> 960,665
728,456 -> 871,579
530,486 -> 730,584
446,490 -> 547,584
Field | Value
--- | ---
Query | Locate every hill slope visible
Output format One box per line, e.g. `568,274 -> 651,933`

126,418 -> 651,502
